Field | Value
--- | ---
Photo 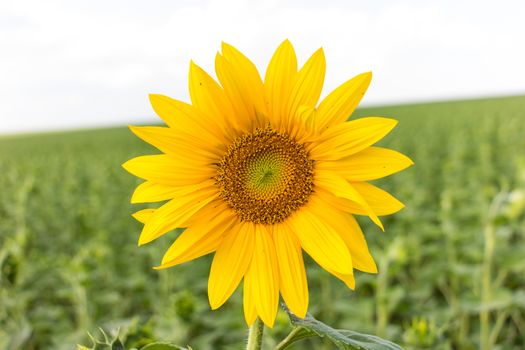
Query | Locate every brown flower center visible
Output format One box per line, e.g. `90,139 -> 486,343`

215,127 -> 314,224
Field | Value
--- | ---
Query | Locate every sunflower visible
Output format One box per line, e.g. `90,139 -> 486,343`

123,40 -> 413,327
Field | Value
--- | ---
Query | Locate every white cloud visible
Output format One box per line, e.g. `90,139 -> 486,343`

0,0 -> 524,133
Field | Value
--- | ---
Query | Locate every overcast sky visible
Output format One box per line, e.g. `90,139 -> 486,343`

1,0 -> 524,134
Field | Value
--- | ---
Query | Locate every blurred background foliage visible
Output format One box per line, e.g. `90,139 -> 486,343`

1,96 -> 525,349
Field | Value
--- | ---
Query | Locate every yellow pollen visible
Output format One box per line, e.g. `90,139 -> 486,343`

215,127 -> 314,224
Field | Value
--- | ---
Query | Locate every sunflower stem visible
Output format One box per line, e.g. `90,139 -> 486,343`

274,327 -> 303,350
246,317 -> 264,350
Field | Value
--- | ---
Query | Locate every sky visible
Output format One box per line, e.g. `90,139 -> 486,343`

1,0 -> 524,134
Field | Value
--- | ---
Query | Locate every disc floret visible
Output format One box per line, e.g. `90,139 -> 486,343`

216,127 -> 314,224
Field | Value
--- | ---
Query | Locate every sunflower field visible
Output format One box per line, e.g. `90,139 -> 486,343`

1,95 -> 525,350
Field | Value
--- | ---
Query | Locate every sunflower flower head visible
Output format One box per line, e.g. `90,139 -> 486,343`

123,40 -> 413,328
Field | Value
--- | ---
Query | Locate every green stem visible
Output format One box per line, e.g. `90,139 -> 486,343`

480,193 -> 502,350
274,327 -> 303,350
247,317 -> 264,350
480,220 -> 494,350
375,254 -> 390,338
489,310 -> 509,347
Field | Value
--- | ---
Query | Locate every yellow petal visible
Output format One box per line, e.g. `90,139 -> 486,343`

221,42 -> 267,116
352,182 -> 405,216
344,215 -> 378,273
316,147 -> 414,181
287,105 -> 318,142
285,48 -> 325,133
264,39 -> 297,131
183,198 -> 231,226
325,269 -> 356,290
148,94 -> 228,144
214,53 -> 251,129
243,273 -> 257,326
315,72 -> 372,130
289,199 -> 353,275
311,117 -> 398,161
122,155 -> 214,187
188,61 -> 236,137
318,187 -> 403,217
246,225 -> 279,327
312,193 -> 377,273
131,181 -> 182,204
129,125 -> 223,160
138,185 -> 218,245
315,173 -> 384,230
289,198 -> 356,288
132,208 -> 155,224
273,223 -> 308,318
215,50 -> 266,131
208,222 -> 255,310
155,204 -> 237,269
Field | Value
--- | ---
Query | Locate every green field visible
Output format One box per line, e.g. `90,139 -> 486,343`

1,95 -> 525,350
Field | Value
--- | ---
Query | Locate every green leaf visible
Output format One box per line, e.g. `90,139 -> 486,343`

280,310 -> 404,350
140,342 -> 191,350
77,329 -> 127,350
111,338 -> 125,350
